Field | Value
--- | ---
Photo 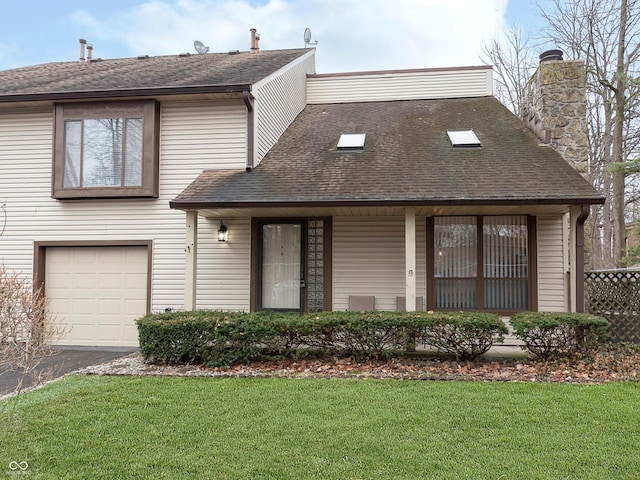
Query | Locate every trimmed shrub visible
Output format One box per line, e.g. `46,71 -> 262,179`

136,310 -> 251,364
137,310 -> 508,366
321,311 -> 407,360
415,312 -> 508,360
509,312 -> 609,359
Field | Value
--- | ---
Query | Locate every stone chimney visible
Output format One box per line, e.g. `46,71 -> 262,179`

522,49 -> 588,176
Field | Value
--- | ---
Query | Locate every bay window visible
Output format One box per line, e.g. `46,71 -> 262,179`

53,101 -> 159,199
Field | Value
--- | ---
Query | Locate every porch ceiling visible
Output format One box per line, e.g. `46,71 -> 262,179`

192,203 -> 576,219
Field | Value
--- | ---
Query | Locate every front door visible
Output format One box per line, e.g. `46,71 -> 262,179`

259,222 -> 304,312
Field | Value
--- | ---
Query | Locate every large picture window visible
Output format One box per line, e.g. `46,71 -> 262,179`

431,215 -> 532,312
53,101 -> 159,199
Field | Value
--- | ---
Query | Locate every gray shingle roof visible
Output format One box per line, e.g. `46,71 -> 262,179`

0,48 -> 311,100
171,97 -> 604,208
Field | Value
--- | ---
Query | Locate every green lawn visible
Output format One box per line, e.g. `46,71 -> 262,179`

1,376 -> 639,479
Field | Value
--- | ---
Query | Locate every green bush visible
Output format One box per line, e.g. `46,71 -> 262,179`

136,310 -> 253,365
414,312 -> 508,360
137,310 -> 508,366
306,312 -> 407,360
509,312 -> 609,359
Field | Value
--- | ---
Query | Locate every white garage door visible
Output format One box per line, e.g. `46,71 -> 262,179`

45,246 -> 149,347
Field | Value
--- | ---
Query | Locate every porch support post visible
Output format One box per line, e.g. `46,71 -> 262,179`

184,210 -> 198,311
405,207 -> 416,311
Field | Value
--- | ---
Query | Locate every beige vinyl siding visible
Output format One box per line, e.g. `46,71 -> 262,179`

160,100 -> 247,171
253,54 -> 314,165
0,109 -> 53,276
537,215 -> 567,311
196,217 -> 251,311
0,102 -> 251,313
307,67 -> 493,104
332,216 -> 426,311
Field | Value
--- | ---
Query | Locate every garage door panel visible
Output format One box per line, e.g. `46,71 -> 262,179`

73,299 -> 100,315
99,273 -> 123,289
98,299 -> 123,315
125,299 -> 147,315
67,324 -> 94,342
126,273 -> 147,288
73,274 -> 99,289
46,246 -> 148,347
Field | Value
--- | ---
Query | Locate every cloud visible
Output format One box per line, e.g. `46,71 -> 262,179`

71,0 -> 509,72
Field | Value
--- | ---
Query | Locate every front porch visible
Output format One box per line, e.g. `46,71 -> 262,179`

178,204 -> 589,316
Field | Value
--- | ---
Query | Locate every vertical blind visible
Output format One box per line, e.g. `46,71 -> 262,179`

434,216 -> 528,311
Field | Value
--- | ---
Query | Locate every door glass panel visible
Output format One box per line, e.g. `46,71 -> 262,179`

483,216 -> 528,310
262,224 -> 301,309
434,216 -> 477,309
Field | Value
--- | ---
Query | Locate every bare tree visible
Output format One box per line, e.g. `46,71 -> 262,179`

541,0 -> 640,267
480,26 -> 538,117
0,265 -> 66,397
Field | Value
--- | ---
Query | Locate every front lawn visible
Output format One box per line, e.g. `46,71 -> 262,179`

2,376 -> 639,479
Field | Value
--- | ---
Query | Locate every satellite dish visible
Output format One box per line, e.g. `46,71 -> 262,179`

194,40 -> 209,54
303,28 -> 317,47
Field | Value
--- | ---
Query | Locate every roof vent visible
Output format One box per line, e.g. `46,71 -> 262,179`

250,28 -> 260,53
337,133 -> 366,150
137,55 -> 150,60
539,49 -> 564,63
447,129 -> 481,147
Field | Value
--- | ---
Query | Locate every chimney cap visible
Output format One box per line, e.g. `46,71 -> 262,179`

539,49 -> 564,63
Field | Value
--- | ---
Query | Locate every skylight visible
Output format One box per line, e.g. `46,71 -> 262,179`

447,129 -> 481,147
337,133 -> 366,150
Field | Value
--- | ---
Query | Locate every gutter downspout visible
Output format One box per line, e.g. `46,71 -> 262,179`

575,204 -> 590,313
243,90 -> 255,171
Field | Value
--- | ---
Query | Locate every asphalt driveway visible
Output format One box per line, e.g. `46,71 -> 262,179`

0,347 -> 137,397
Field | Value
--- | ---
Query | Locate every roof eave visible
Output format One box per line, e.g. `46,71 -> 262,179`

0,83 -> 253,104
169,197 -> 606,211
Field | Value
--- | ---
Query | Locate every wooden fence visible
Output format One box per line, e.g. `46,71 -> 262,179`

584,270 -> 640,343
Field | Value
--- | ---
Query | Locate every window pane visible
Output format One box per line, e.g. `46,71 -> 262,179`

483,216 -> 528,310
124,118 -> 143,186
436,278 -> 477,309
435,217 -> 477,278
434,217 -> 477,309
82,118 -> 123,187
63,121 -> 81,188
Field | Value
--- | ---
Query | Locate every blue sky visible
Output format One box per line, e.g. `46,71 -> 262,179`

0,0 -> 551,73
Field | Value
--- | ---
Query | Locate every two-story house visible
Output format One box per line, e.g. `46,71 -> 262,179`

0,41 -> 603,347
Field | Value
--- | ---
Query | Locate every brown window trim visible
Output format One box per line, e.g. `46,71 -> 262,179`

426,215 -> 537,314
52,100 -> 160,199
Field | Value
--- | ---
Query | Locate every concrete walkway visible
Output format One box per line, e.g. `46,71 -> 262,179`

0,347 -> 137,397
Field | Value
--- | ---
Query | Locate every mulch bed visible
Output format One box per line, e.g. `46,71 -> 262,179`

204,344 -> 640,384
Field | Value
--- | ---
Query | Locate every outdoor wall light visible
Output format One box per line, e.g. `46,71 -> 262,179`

218,221 -> 228,242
